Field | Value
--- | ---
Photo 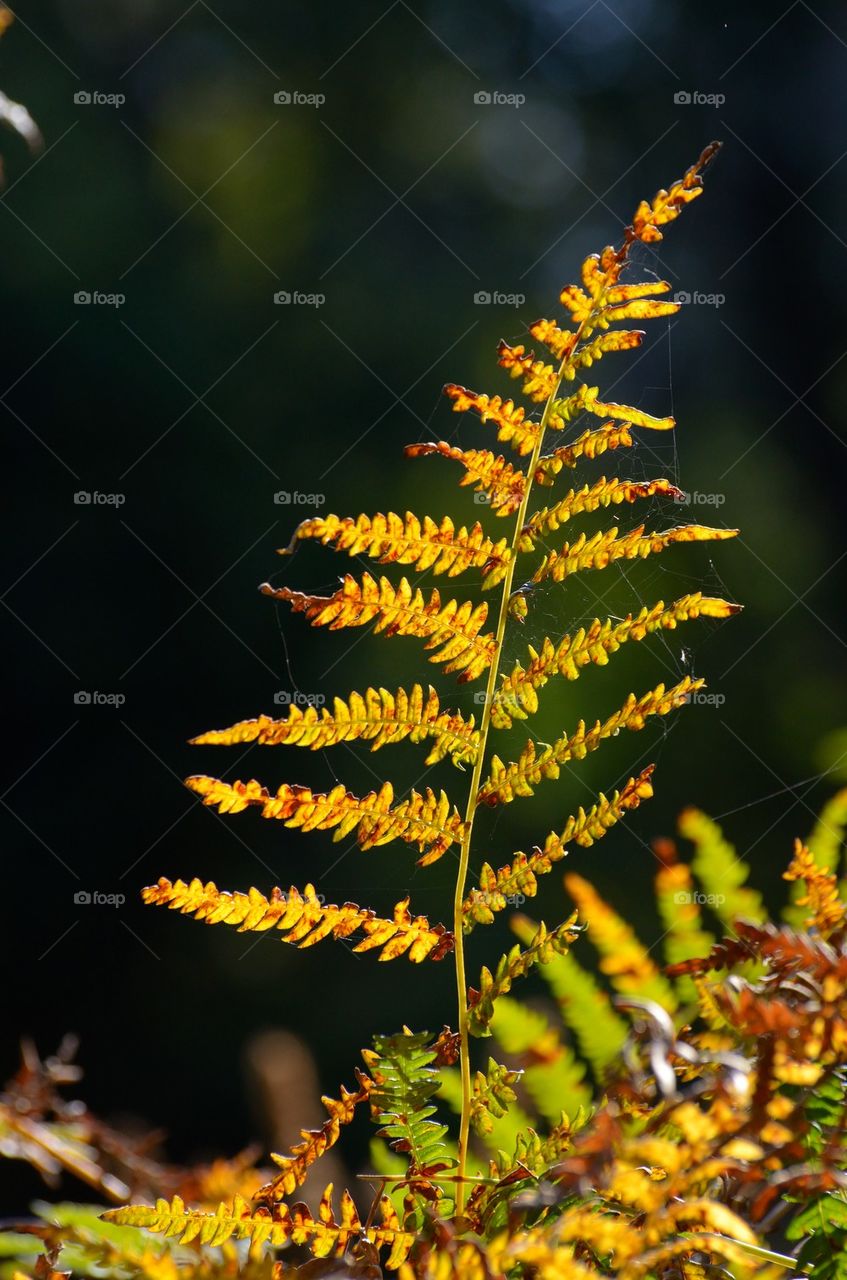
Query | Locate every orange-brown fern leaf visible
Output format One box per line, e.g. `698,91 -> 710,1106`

783,839 -> 846,939
255,1077 -> 372,1203
142,877 -> 455,962
520,476 -> 684,549
534,422 -> 635,486
478,677 -> 701,805
565,872 -> 676,1007
443,383 -> 540,455
283,510 -> 511,582
532,522 -> 739,585
190,684 -> 480,768
404,440 -> 527,516
496,340 -> 558,403
261,573 -> 496,682
491,595 -> 741,729
462,768 -> 655,931
467,914 -> 582,1037
103,1188 -> 415,1269
185,776 -> 466,864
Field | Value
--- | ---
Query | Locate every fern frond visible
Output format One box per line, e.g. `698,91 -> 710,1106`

185,776 -> 466,865
532,522 -> 738,586
462,769 -> 655,930
520,475 -> 683,548
548,382 -> 675,434
565,871 -> 676,1008
491,596 -> 738,728
679,806 -> 767,925
190,684 -> 479,768
256,1077 -> 371,1203
404,440 -> 527,516
805,785 -> 847,872
467,914 -> 581,1037
534,947 -> 628,1076
783,839 -> 845,938
534,421 -> 634,485
559,275 -> 675,326
102,1189 -> 414,1269
142,877 -> 454,962
489,995 -> 592,1123
363,1031 -> 454,1178
443,384 -> 539,456
469,1059 -> 522,1137
262,573 -> 496,682
284,510 -> 510,582
496,340 -> 557,402
652,841 -> 715,997
478,678 -> 700,805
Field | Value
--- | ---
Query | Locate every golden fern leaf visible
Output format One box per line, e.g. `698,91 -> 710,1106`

564,871 -> 677,1007
652,840 -> 715,999
142,877 -> 455,962
534,421 -> 635,486
520,475 -> 684,548
262,573 -> 496,682
256,1077 -> 371,1203
443,383 -> 540,456
185,776 -> 466,865
478,678 -> 701,805
467,914 -> 582,1036
102,1188 -> 414,1269
404,440 -> 527,515
491,595 -> 740,728
547,382 -> 675,433
532,522 -> 739,585
567,327 -> 646,374
190,684 -> 479,768
783,839 -> 846,938
283,510 -> 510,582
462,769 -> 655,930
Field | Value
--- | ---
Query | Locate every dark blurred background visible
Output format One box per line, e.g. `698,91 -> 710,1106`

3,0 -> 846,1208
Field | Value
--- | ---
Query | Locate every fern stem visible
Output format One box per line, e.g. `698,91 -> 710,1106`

452,354 -> 576,1214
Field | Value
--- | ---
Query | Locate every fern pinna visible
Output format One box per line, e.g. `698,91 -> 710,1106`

114,144 -> 741,1262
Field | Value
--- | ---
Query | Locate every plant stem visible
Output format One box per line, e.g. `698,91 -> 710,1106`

452,356 -> 571,1215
